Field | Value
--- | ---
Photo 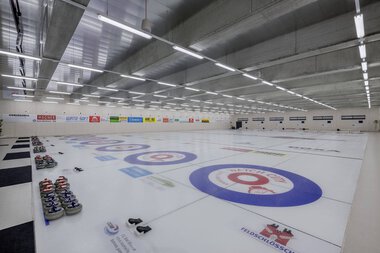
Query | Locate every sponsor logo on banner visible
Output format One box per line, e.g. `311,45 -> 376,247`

156,117 -> 162,122
80,116 -> 89,122
163,117 -> 169,123
104,222 -> 119,235
128,117 -> 143,123
110,116 -> 120,123
101,116 -> 109,122
119,116 -> 128,122
65,116 -> 79,122
89,116 -> 100,123
202,118 -> 210,123
241,225 -> 297,253
2,113 -> 36,122
189,118 -> 194,123
37,114 -> 56,122
144,117 -> 156,123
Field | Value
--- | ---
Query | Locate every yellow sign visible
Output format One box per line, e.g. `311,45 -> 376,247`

201,118 -> 210,123
119,116 -> 128,122
144,117 -> 156,123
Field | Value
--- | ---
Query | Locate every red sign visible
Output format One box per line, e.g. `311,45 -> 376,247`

89,116 -> 100,123
37,115 -> 56,122
163,118 -> 169,123
189,118 -> 194,123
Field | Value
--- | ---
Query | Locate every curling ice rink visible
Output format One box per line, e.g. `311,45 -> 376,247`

32,130 -> 368,253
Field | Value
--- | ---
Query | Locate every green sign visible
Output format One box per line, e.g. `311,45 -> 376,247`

110,116 -> 120,123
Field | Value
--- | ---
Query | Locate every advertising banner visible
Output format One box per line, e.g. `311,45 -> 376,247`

110,116 -> 120,123
201,118 -> 210,123
189,118 -> 194,123
2,113 -> 36,122
163,117 -> 169,123
119,116 -> 128,122
143,117 -> 156,123
128,117 -> 143,123
37,114 -> 56,122
89,116 -> 101,123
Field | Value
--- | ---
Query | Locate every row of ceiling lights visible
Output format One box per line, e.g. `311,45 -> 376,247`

0,11 -> 337,111
354,5 -> 371,108
2,71 -> 305,113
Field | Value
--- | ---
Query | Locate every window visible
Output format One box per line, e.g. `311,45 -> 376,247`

313,116 -> 333,121
289,116 -> 306,121
341,115 -> 366,120
252,117 -> 265,122
269,117 -> 284,121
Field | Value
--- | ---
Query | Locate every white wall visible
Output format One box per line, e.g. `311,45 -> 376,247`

0,100 -> 230,137
231,108 -> 380,132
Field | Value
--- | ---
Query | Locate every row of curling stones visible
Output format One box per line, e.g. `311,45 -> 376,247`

39,176 -> 82,220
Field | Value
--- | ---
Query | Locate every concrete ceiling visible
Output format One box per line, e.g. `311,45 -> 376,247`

0,0 -> 380,114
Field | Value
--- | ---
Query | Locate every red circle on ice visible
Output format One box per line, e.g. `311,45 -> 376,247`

228,172 -> 269,185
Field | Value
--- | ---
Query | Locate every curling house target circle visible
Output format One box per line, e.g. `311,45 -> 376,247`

96,144 -> 150,152
124,151 -> 197,165
80,140 -> 124,145
190,164 -> 322,207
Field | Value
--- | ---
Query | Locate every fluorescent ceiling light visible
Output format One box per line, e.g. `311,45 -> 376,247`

287,90 -> 295,95
276,86 -> 286,91
216,103 -> 224,105
0,50 -> 41,61
110,97 -> 123,100
88,104 -> 100,107
166,102 -> 176,105
129,91 -> 145,95
2,74 -> 37,81
359,45 -> 366,59
262,81 -> 274,86
242,73 -> 258,80
173,97 -> 185,100
67,64 -> 103,73
361,61 -> 368,72
49,90 -> 71,95
76,99 -> 89,103
98,87 -> 118,92
236,97 -> 245,101
204,101 -> 213,104
67,103 -> 80,105
153,94 -> 167,98
173,46 -> 204,59
364,80 -> 369,86
42,101 -> 58,104
46,97 -> 64,100
190,99 -> 200,102
120,74 -> 146,81
14,99 -> 33,102
56,81 -> 84,87
150,101 -> 161,104
82,94 -> 100,98
215,63 -> 235,72
98,14 -> 152,39
7,86 -> 35,91
158,82 -> 176,87
354,14 -> 365,39
222,94 -> 232,98
185,87 -> 200,92
12,94 -> 34,98
363,73 -> 368,80
206,91 -> 218,95
132,99 -> 144,102
106,105 -> 116,108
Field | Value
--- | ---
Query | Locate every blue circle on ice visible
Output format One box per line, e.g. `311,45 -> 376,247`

124,151 -> 197,165
189,164 -> 322,207
96,144 -> 150,152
